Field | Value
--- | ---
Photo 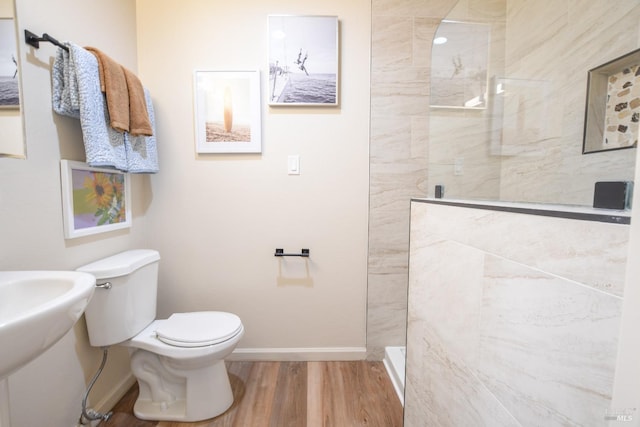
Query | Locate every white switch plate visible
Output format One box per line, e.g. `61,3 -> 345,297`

288,155 -> 300,175
454,157 -> 464,176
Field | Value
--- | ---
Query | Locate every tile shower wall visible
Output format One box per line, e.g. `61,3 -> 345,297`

426,0 -> 639,206
367,0 -> 458,359
367,0 -> 507,359
427,0 -> 506,202
405,201 -> 629,426
498,0 -> 640,205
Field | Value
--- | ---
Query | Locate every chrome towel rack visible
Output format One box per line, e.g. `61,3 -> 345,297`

274,248 -> 310,258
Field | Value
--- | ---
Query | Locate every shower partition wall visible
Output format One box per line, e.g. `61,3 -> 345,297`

401,1 -> 640,425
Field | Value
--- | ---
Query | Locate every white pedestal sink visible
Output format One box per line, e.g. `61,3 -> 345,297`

0,271 -> 96,426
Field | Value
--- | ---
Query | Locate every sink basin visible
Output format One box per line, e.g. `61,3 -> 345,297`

0,271 -> 96,379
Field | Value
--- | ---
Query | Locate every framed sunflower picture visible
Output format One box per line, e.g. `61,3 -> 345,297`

60,160 -> 131,239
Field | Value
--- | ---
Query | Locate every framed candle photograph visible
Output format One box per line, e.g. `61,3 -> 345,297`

193,70 -> 262,153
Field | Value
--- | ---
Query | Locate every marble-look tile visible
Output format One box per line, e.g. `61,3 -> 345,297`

478,255 -> 622,426
370,66 -> 431,98
371,68 -> 430,117
407,202 -> 627,425
416,203 -> 629,296
371,16 -> 413,68
428,164 -> 501,203
498,1 -> 640,206
370,116 -> 419,162
413,18 -> 441,68
372,0 -> 456,19
366,273 -> 409,360
409,239 -> 484,369
467,0 -> 506,21
504,0 -> 568,66
404,319 -> 521,427
427,112 -> 499,163
367,0 -> 453,360
410,115 -> 429,162
368,249 -> 408,277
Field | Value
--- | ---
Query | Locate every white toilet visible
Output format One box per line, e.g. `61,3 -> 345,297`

78,249 -> 244,422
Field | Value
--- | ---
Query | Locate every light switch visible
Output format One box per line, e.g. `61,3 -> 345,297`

288,155 -> 300,175
454,157 -> 464,176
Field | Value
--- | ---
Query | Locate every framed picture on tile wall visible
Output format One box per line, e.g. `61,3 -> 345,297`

268,15 -> 339,106
193,70 -> 262,153
60,160 -> 131,239
583,48 -> 640,154
0,18 -> 20,109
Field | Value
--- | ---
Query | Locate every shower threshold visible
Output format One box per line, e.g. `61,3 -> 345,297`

383,346 -> 405,406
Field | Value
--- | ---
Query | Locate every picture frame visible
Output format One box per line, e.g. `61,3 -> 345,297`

193,70 -> 262,154
583,48 -> 640,154
268,15 -> 339,106
430,20 -> 490,109
0,18 -> 19,109
60,160 -> 131,239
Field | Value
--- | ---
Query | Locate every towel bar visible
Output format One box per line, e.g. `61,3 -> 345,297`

25,30 -> 69,52
274,248 -> 310,257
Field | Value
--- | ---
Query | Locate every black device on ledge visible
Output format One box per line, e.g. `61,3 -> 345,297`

593,181 -> 633,210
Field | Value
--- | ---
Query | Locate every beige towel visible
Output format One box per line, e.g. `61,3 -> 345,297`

123,68 -> 152,136
85,47 -> 153,136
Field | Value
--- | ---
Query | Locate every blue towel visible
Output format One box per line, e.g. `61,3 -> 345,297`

124,88 -> 159,173
52,47 -> 79,118
52,44 -> 158,173
52,43 -> 127,170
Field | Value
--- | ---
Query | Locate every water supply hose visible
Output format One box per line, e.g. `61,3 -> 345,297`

78,346 -> 113,425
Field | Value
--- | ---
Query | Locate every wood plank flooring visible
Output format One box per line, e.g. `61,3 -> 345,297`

99,361 -> 403,427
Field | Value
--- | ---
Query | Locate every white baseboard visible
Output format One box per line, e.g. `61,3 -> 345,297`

228,347 -> 367,361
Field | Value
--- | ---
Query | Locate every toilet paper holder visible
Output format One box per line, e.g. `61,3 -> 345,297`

274,248 -> 310,257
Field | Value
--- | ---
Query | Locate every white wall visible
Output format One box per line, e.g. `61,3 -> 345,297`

1,1 -> 147,425
136,0 -> 371,357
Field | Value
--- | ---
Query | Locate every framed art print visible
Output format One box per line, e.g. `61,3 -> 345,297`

60,160 -> 131,239
0,18 -> 19,109
268,15 -> 339,106
194,70 -> 262,153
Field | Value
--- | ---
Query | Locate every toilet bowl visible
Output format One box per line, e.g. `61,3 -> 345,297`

78,250 -> 244,422
124,312 -> 244,421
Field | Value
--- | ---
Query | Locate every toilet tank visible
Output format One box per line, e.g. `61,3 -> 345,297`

78,249 -> 161,347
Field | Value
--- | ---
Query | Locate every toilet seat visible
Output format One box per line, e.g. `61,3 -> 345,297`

155,312 -> 243,348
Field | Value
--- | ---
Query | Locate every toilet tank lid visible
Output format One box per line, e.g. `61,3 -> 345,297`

76,249 -> 160,279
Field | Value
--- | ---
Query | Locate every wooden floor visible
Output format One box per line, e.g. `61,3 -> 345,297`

99,361 -> 403,427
